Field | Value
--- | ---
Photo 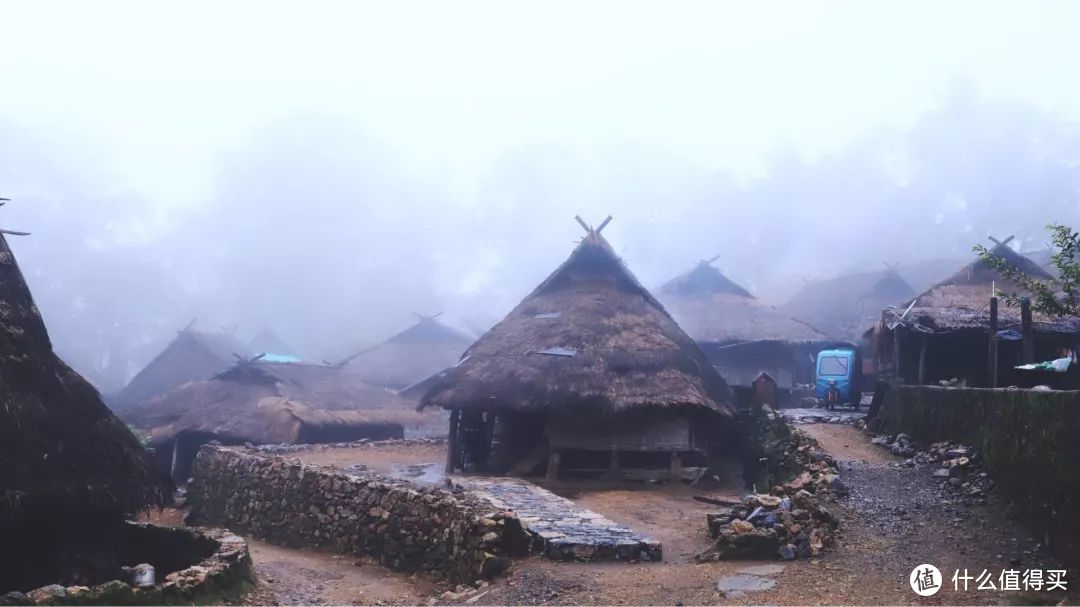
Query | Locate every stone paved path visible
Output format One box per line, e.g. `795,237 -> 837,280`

779,407 -> 866,425
462,477 -> 662,563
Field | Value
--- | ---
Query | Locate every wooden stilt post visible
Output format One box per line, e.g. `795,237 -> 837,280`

445,409 -> 459,474
670,451 -> 683,482
917,338 -> 927,385
893,328 -> 903,384
989,297 -> 999,388
170,438 -> 181,481
546,450 -> 561,481
1021,298 -> 1035,364
609,447 -> 619,471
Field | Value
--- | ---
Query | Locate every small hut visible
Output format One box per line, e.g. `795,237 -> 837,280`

112,325 -> 248,409
421,217 -> 733,480
248,327 -> 301,362
872,236 -> 1080,387
657,258 -> 842,403
0,225 -> 170,593
343,314 -> 474,390
123,360 -> 423,481
781,266 -> 916,342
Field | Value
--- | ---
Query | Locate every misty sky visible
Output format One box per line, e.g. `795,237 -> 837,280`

4,1 -> 1080,390
5,1 -> 1079,206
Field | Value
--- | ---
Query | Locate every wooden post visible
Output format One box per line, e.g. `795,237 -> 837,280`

989,297 -> 999,388
670,451 -> 683,482
609,447 -> 619,471
892,328 -> 903,384
445,409 -> 459,474
546,450 -> 561,481
1021,298 -> 1035,364
917,338 -> 927,385
170,438 -> 181,481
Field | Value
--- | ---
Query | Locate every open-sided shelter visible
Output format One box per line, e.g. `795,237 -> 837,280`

657,258 -> 844,403
421,217 -> 734,480
871,236 -> 1080,387
123,359 -> 423,481
0,224 -> 170,593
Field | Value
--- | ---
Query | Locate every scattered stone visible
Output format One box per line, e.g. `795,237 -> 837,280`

778,544 -> 796,560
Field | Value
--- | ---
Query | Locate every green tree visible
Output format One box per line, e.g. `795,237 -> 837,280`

974,223 -> 1080,317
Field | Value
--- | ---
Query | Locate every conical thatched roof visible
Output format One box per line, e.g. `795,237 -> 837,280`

0,231 -> 169,524
422,222 -> 732,415
892,239 -> 1080,333
113,328 -> 248,409
658,261 -> 829,344
123,361 -> 421,445
781,267 -> 915,340
344,316 -> 473,390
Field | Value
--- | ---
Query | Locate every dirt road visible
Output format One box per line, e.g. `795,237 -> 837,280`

190,427 -> 1073,605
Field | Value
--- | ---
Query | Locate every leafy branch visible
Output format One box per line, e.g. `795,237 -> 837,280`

973,223 -> 1080,318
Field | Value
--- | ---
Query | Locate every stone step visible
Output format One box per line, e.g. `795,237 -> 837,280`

461,477 -> 662,562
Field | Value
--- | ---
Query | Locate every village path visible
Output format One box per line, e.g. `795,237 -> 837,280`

456,423 -> 1069,606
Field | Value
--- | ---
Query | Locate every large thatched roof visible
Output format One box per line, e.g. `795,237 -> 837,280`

888,240 -> 1080,333
0,232 -> 169,524
123,361 -> 422,445
113,328 -> 248,409
658,261 -> 830,344
421,222 -> 733,416
780,268 -> 915,340
344,316 -> 473,390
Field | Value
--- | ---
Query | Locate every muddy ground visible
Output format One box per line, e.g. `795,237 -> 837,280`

164,426 -> 1075,605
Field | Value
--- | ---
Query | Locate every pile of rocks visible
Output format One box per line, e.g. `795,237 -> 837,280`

698,429 -> 842,562
697,491 -> 838,562
876,437 -> 993,504
870,432 -> 917,458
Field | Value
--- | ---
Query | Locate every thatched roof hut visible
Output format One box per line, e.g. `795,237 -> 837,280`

124,360 -> 422,481
112,327 -> 248,409
780,267 -> 916,341
873,238 -> 1080,387
344,315 -> 473,390
656,260 -> 839,393
422,218 -> 732,479
659,260 -> 828,345
0,227 -> 170,591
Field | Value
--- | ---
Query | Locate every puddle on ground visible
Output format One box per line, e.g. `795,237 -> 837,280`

716,564 -> 783,598
387,463 -> 446,486
715,574 -> 777,597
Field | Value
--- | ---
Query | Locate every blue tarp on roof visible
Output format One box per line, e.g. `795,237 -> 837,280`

260,353 -> 302,363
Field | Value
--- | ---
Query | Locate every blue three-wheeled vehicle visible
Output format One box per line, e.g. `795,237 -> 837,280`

814,348 -> 862,410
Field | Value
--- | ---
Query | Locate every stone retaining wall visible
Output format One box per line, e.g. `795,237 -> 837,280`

872,386 -> 1080,561
187,445 -> 528,584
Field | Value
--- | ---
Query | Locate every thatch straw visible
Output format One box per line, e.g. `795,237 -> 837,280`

659,262 -> 829,344
421,231 -> 732,416
343,317 -> 473,389
123,361 -> 422,445
0,234 -> 169,524
113,328 -> 248,408
893,243 -> 1078,333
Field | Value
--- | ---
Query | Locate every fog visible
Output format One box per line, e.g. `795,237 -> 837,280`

4,1 -> 1080,390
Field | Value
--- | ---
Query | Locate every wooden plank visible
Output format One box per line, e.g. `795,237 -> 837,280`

989,297 -> 999,388
445,408 -> 459,474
